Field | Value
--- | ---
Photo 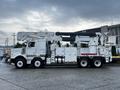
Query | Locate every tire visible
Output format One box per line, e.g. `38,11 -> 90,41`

79,58 -> 89,68
32,58 -> 43,68
15,58 -> 26,69
92,59 -> 103,68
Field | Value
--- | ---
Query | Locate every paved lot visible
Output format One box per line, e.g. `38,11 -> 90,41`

0,62 -> 120,90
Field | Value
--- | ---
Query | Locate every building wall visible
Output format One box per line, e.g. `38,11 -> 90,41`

101,26 -> 108,34
80,24 -> 120,46
108,24 -> 120,45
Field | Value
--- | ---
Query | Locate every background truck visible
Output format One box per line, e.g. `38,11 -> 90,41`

10,31 -> 116,68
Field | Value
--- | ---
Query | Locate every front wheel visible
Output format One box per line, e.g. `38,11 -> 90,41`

32,58 -> 44,68
15,58 -> 26,69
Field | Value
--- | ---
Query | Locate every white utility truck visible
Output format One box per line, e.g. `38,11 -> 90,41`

10,31 -> 115,68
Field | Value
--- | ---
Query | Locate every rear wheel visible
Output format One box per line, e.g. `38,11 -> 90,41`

15,58 -> 26,69
79,58 -> 89,68
92,59 -> 103,68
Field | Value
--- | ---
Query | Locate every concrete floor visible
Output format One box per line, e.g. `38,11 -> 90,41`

0,62 -> 120,90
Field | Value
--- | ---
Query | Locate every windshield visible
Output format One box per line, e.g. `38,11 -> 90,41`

28,42 -> 35,47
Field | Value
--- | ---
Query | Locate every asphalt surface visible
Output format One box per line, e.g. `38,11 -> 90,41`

0,62 -> 120,90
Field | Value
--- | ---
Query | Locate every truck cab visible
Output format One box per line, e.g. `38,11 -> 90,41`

11,38 -> 47,68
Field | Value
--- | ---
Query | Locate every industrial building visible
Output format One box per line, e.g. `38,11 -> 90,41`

79,24 -> 120,46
